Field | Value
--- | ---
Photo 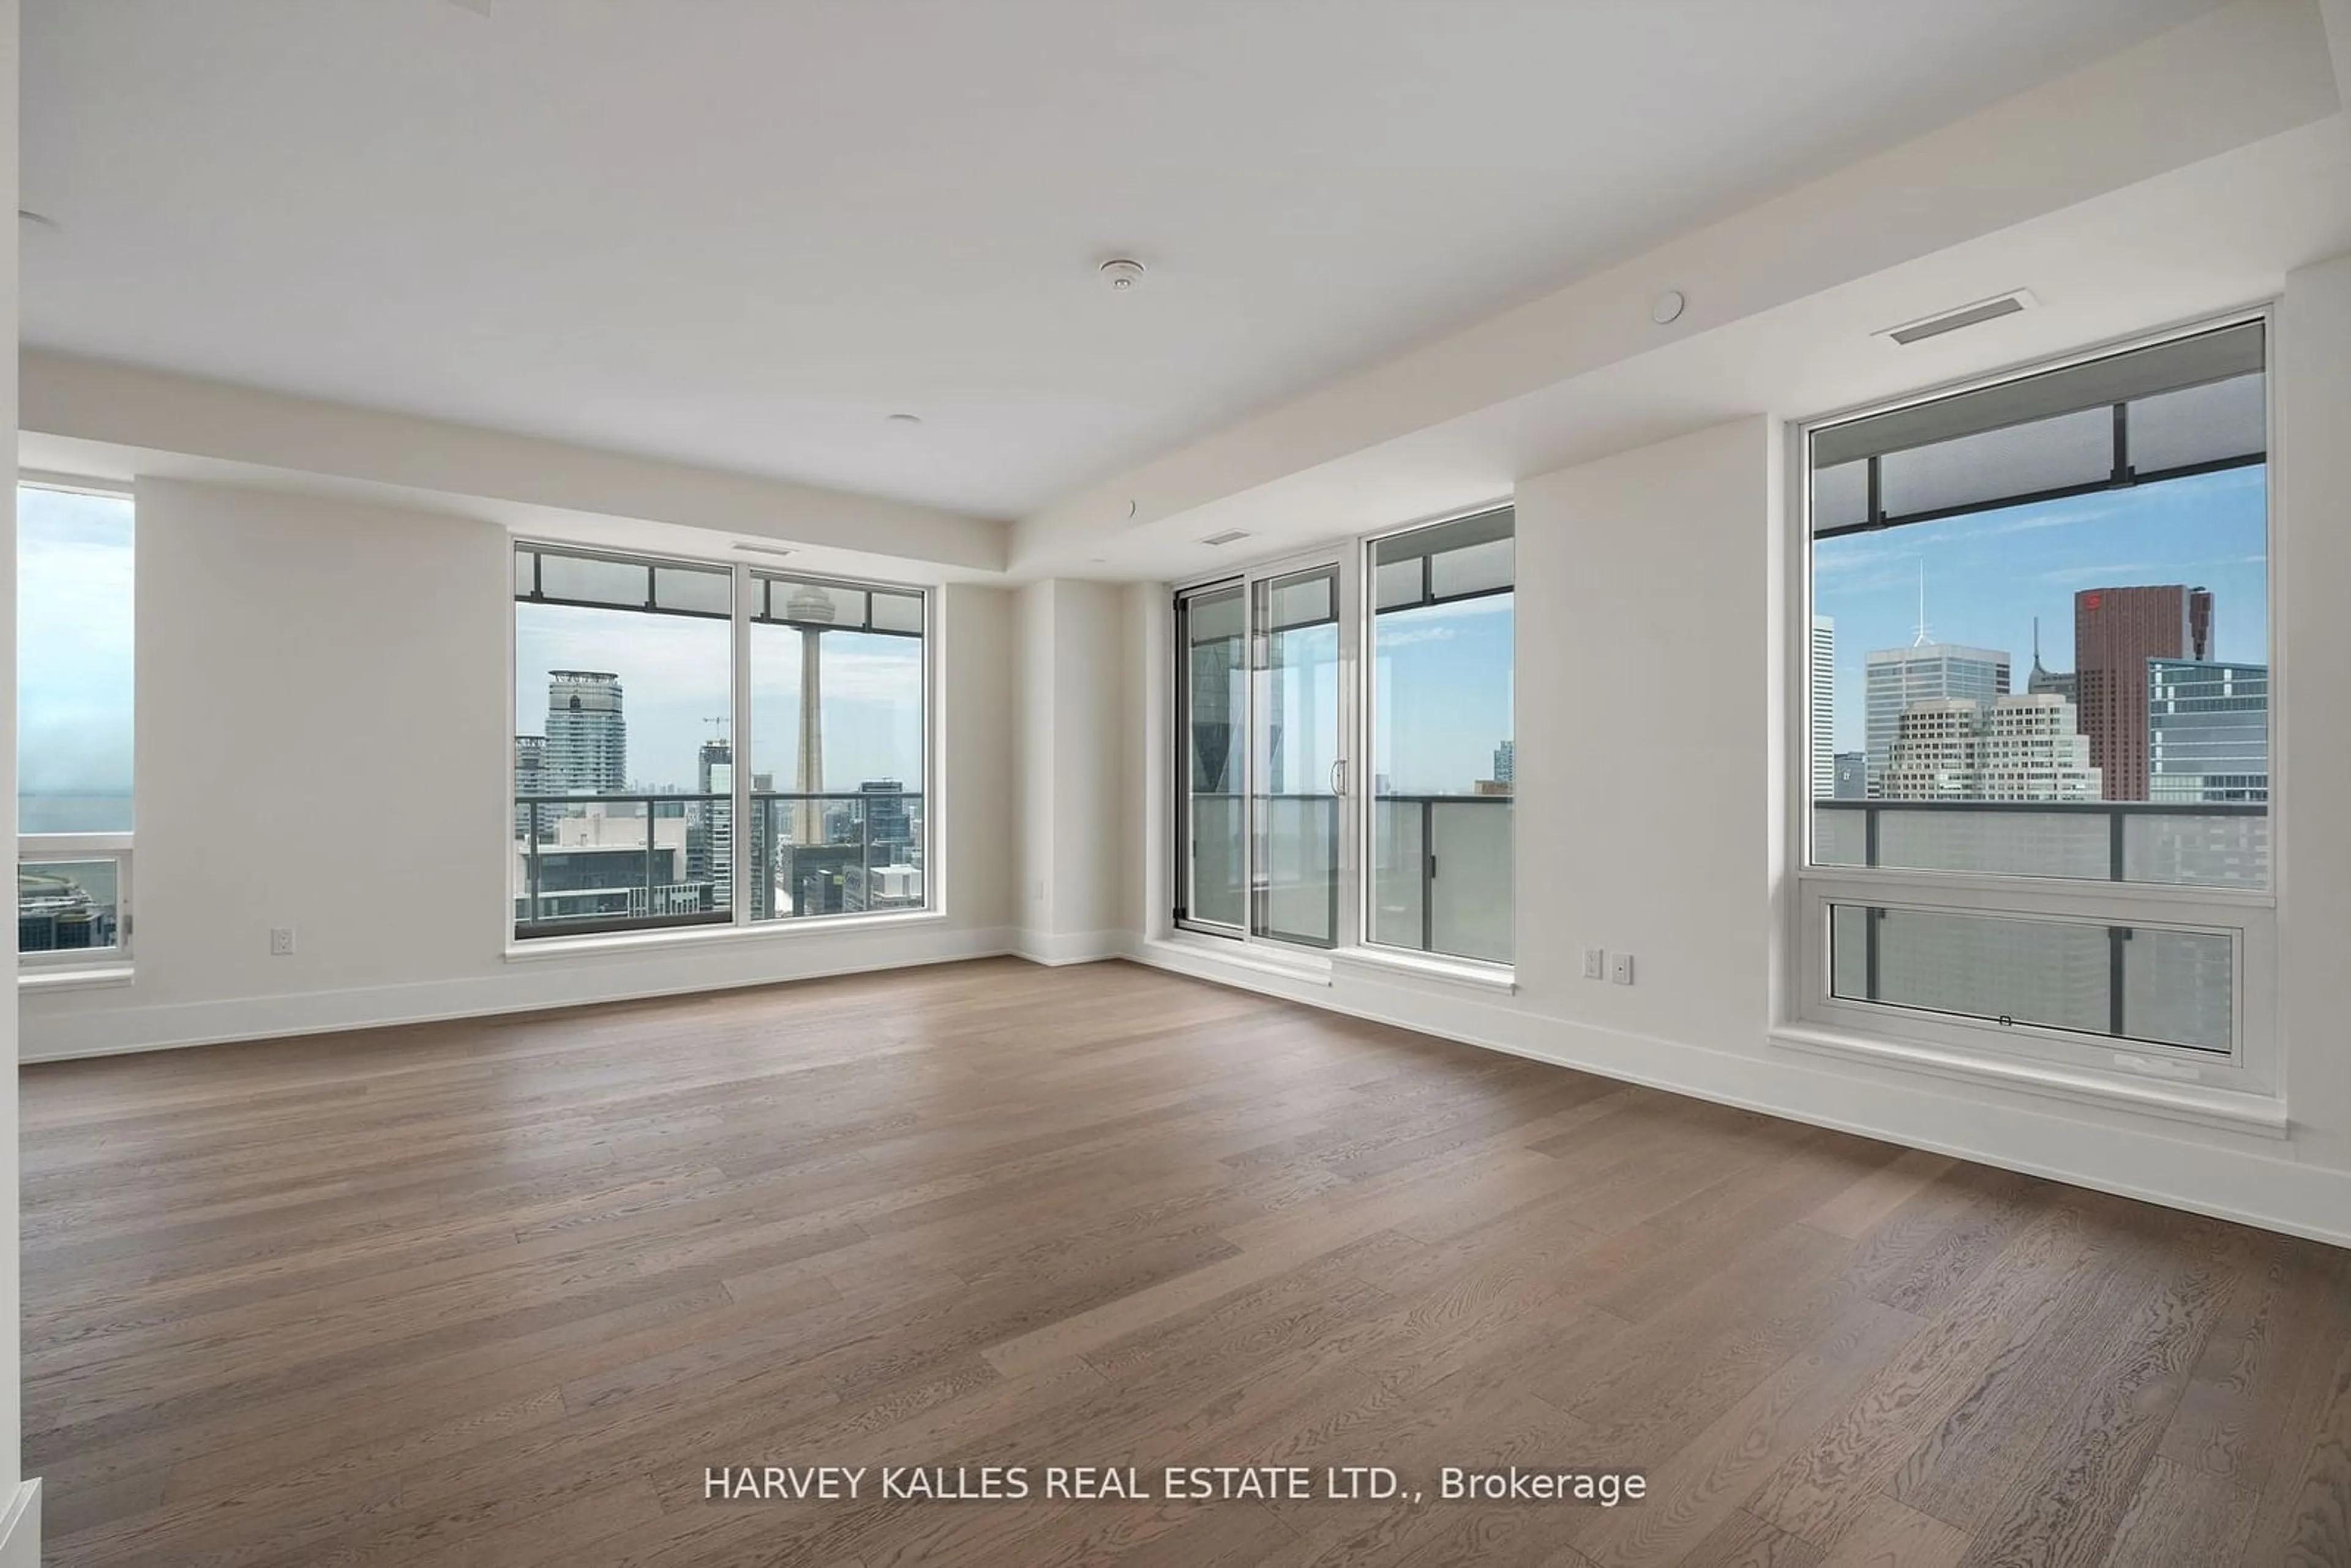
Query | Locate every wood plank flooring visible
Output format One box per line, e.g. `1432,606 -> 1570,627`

20,956 -> 2351,1566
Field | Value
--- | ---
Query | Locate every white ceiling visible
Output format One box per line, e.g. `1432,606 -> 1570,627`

22,0 -> 2230,519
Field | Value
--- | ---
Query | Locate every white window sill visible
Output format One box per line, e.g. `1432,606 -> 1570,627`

504,908 -> 945,964
1144,934 -> 1334,988
1770,1023 -> 2288,1139
19,964 -> 136,994
1330,945 -> 1517,995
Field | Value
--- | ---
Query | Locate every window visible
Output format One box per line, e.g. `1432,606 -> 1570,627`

1799,318 -> 2271,1089
18,481 -> 135,970
1172,508 -> 1515,970
747,576 -> 928,921
1367,509 -> 1515,964
512,546 -> 931,941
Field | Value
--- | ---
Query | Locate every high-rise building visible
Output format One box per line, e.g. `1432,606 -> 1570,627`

1864,644 -> 2010,794
2025,617 -> 2076,705
545,671 -> 626,794
860,779 -> 912,860
1832,752 -> 1867,800
2148,658 -> 2268,804
1491,740 -> 1515,786
1810,616 -> 1835,799
2074,585 -> 2211,801
692,738 -> 735,912
1880,694 -> 2100,802
513,735 -> 548,840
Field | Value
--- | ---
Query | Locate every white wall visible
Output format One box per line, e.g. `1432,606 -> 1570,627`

2275,250 -> 2351,1174
1,0 -> 32,1557
1127,282 -> 2351,1247
20,479 -> 1017,1058
1011,579 -> 1128,962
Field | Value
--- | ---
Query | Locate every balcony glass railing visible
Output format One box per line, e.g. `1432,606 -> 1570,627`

19,855 -> 126,959
1183,791 -> 1512,962
1371,794 -> 1513,964
514,790 -> 924,939
1812,798 -> 2267,889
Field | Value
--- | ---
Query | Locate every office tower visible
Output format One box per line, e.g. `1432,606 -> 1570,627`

2148,659 -> 2268,803
1880,694 -> 2099,803
860,779 -> 912,860
2025,617 -> 2076,705
2074,585 -> 2211,800
514,735 -> 548,840
1832,752 -> 1868,800
1810,616 -> 1835,799
1863,645 -> 2010,793
545,671 -> 626,794
692,738 -> 735,912
1491,739 -> 1515,787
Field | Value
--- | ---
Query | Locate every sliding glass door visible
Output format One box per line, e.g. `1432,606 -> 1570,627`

1177,551 -> 1355,948
1179,583 -> 1247,931
1251,566 -> 1343,947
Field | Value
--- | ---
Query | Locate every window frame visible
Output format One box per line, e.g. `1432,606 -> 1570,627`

17,475 -> 138,978
507,542 -> 936,947
1357,505 -> 1517,967
1785,308 -> 2279,1100
1168,503 -> 1517,977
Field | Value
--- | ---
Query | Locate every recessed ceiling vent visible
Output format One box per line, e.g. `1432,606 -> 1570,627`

1879,289 -> 2035,346
1199,529 -> 1251,547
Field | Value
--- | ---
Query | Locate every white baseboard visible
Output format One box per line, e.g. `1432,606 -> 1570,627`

1013,929 -> 1132,967
1122,946 -> 2351,1252
22,925 -> 1020,1062
0,1480 -> 40,1568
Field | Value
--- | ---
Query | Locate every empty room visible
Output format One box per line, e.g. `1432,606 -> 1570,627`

6,1 -> 2351,1565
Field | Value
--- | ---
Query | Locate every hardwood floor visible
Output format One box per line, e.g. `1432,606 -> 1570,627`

20,956 -> 2351,1567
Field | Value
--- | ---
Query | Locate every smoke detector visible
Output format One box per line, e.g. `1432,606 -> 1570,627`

1100,258 -> 1147,292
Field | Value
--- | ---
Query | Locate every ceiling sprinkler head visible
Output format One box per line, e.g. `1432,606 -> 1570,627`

1100,258 -> 1147,292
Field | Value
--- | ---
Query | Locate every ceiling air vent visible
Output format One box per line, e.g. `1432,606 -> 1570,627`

1199,529 -> 1251,547
1879,290 -> 2035,347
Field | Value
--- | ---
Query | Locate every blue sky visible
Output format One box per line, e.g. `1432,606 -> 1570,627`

1370,595 -> 1514,794
17,486 -> 135,831
1812,466 -> 2268,753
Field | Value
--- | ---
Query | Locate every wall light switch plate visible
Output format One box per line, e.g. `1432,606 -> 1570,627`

1583,947 -> 1606,980
269,927 -> 296,957
1610,953 -> 1635,985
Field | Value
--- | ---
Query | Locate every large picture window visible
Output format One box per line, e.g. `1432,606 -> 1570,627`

747,575 -> 928,921
512,546 -> 928,941
1799,318 -> 2271,1089
1367,509 -> 1514,964
18,480 -> 135,970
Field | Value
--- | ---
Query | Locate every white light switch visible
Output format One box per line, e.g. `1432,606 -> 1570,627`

269,927 -> 296,957
1583,947 -> 1606,980
1610,953 -> 1635,986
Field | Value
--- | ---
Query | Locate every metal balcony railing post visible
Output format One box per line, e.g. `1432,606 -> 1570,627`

1864,804 -> 1881,1003
1421,797 -> 1436,955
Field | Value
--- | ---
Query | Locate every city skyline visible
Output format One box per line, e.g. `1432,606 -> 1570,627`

513,602 -> 924,795
1813,465 -> 2268,757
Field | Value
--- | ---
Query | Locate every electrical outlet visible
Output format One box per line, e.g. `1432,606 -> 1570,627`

269,926 -> 296,957
1582,947 -> 1606,980
1610,952 -> 1635,986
